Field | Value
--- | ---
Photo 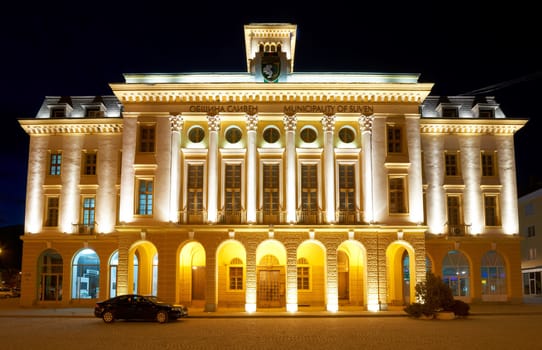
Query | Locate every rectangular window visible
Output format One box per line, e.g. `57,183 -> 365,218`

481,152 -> 495,176
82,197 -> 95,225
229,266 -> 243,290
447,195 -> 463,235
137,179 -> 153,215
339,164 -> 355,211
225,164 -> 241,211
445,153 -> 459,176
297,266 -> 310,290
389,177 -> 407,214
484,194 -> 500,226
45,197 -> 59,227
83,152 -> 97,175
479,109 -> 494,119
85,107 -> 103,118
139,125 -> 155,153
387,125 -> 402,153
187,164 -> 204,213
301,164 -> 318,211
51,108 -> 65,118
263,163 -> 279,212
442,107 -> 459,118
49,152 -> 62,175
528,225 -> 536,238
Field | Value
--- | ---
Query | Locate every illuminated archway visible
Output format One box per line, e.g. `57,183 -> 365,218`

216,239 -> 246,308
337,240 -> 366,307
178,241 -> 206,306
71,248 -> 100,299
255,239 -> 286,309
297,240 -> 325,308
128,241 -> 157,296
386,240 -> 416,306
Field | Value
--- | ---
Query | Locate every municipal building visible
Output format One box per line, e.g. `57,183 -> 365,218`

17,23 -> 527,312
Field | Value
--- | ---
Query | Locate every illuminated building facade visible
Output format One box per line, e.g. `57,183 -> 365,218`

18,23 -> 526,311
518,189 -> 542,299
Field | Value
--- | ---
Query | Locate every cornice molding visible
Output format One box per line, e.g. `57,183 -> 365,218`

19,119 -> 123,135
110,83 -> 433,104
420,119 -> 527,135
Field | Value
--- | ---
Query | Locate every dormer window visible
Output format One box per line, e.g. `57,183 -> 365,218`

51,107 -> 66,119
442,107 -> 459,118
479,109 -> 495,119
85,106 -> 103,118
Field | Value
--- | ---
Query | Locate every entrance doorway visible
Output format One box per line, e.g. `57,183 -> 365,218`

257,270 -> 283,308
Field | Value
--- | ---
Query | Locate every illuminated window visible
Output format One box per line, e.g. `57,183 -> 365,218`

229,257 -> 243,290
187,164 -> 204,213
263,163 -> 280,214
49,152 -> 62,175
301,164 -> 318,211
338,164 -> 355,211
297,257 -> 310,290
445,152 -> 459,176
136,179 -> 153,215
82,197 -> 95,226
481,250 -> 506,296
484,194 -> 500,226
442,250 -> 470,297
447,195 -> 462,235
139,125 -> 155,152
225,164 -> 241,211
71,248 -> 100,299
481,152 -> 496,176
389,177 -> 407,214
387,125 -> 402,153
83,152 -> 97,175
45,197 -> 59,227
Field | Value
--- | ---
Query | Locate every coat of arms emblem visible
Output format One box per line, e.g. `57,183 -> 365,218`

261,53 -> 281,83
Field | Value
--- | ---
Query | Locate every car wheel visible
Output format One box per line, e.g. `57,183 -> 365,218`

102,311 -> 115,323
156,310 -> 169,323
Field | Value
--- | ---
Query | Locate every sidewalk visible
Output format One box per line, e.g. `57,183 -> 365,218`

2,297 -> 542,318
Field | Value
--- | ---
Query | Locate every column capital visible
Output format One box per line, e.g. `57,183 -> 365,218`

246,114 -> 258,131
207,115 -> 221,132
321,114 -> 335,132
359,114 -> 374,133
169,114 -> 184,132
283,114 -> 297,131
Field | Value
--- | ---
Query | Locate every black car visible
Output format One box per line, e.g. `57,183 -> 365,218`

94,294 -> 188,323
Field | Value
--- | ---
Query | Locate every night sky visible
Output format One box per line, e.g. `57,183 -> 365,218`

1,1 -> 540,228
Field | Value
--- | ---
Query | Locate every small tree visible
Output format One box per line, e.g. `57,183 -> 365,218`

404,271 -> 469,318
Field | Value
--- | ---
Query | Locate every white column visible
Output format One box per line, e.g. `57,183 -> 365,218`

406,116 -> 424,224
169,114 -> 183,223
283,114 -> 297,223
359,114 -> 374,223
322,114 -> 335,223
459,135 -> 483,234
497,135 -> 519,234
421,135 -> 446,233
60,135 -> 83,233
25,136 -> 48,234
119,117 -> 137,223
246,114 -> 258,223
96,134 -> 120,233
207,114 -> 220,223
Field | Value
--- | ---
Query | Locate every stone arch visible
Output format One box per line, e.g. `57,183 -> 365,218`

386,240 -> 416,306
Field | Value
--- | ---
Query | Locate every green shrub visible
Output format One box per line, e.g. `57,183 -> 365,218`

404,272 -> 466,319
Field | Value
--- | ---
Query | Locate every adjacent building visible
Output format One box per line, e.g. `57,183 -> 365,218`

17,23 -> 526,312
519,188 -> 542,300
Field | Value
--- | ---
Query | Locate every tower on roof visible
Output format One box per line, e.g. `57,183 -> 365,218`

244,23 -> 297,82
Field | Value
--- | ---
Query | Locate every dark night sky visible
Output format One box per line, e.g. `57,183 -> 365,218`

0,1 -> 540,228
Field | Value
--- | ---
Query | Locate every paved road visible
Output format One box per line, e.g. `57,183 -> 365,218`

2,313 -> 542,350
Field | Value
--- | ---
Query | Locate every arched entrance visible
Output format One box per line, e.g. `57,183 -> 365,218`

387,241 -> 416,306
256,240 -> 286,309
337,240 -> 366,307
38,249 -> 63,302
128,241 -> 157,296
178,241 -> 206,306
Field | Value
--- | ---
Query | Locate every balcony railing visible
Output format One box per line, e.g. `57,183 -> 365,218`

447,224 -> 471,236
72,223 -> 95,235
